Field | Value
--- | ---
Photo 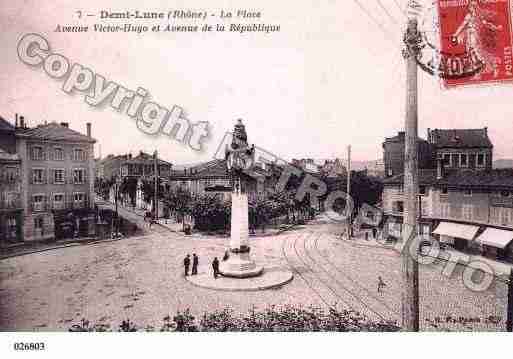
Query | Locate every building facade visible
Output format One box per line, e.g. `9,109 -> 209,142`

383,131 -> 434,178
169,159 -> 270,202
0,149 -> 23,244
97,151 -> 172,209
382,128 -> 513,261
15,121 -> 96,241
428,127 -> 493,171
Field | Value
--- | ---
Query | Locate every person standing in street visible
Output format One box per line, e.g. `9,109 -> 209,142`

212,257 -> 220,279
377,276 -> 387,294
192,253 -> 199,275
183,254 -> 191,276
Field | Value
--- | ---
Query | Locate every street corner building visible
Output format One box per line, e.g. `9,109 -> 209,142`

0,114 -> 96,245
96,150 -> 172,212
382,126 -> 513,261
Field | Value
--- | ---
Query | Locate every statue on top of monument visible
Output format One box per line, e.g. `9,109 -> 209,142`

231,119 -> 248,150
225,119 -> 255,191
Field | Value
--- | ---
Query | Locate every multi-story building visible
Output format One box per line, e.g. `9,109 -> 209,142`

319,158 -> 347,178
99,151 -> 172,181
169,159 -> 271,202
383,131 -> 435,178
0,117 -> 23,245
428,127 -> 493,171
291,158 -> 320,174
382,128 -> 513,261
97,151 -> 172,209
15,121 -> 96,241
0,148 -> 23,244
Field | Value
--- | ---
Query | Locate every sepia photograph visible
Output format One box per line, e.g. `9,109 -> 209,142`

1,0 -> 513,357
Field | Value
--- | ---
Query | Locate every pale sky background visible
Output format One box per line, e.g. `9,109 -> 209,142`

1,0 -> 512,164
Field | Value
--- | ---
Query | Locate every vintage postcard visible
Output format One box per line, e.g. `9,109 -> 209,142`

1,0 -> 513,357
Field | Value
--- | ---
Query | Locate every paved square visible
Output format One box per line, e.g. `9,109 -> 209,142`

0,222 -> 507,331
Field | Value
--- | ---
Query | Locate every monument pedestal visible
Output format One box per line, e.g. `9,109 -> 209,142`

219,192 -> 263,278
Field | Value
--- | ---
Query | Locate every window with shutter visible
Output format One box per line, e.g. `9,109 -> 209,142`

32,169 -> 44,184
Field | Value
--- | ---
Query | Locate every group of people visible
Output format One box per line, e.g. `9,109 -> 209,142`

183,254 -> 221,279
339,227 -> 382,241
143,211 -> 156,228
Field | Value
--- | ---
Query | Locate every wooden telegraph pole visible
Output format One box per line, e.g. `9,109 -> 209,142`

507,268 -> 513,332
401,18 -> 422,331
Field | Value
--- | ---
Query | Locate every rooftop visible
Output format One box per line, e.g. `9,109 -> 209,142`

100,151 -> 172,166
170,159 -> 271,180
0,116 -> 15,132
16,122 -> 96,143
170,159 -> 228,179
430,128 -> 492,149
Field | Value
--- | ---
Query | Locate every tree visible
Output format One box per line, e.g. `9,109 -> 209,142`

119,177 -> 138,206
163,187 -> 193,230
140,178 -> 167,211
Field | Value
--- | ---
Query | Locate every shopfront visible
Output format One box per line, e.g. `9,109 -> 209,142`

432,221 -> 480,251
475,227 -> 513,261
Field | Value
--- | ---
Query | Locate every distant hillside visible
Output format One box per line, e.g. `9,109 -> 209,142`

494,159 -> 513,169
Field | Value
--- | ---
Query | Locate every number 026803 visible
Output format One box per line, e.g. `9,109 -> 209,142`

13,342 -> 45,351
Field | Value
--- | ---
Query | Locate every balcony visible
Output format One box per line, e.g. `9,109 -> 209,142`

32,202 -> 47,212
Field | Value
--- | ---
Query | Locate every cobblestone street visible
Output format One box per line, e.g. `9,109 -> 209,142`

0,221 -> 508,331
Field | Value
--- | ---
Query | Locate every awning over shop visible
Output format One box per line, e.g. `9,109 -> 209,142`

476,228 -> 513,249
432,222 -> 479,241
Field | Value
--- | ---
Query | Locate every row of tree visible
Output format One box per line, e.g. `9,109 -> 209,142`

160,187 -> 314,233
94,165 -> 383,233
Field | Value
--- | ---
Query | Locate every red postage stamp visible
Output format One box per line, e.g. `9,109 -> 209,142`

437,0 -> 513,87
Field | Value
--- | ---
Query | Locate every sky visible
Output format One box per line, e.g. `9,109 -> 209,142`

1,0 -> 513,164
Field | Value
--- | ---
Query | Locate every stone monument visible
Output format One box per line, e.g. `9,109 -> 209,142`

220,119 -> 264,278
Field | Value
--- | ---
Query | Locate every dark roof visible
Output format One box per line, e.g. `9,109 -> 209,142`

431,128 -> 492,148
170,159 -> 271,180
129,151 -> 172,166
384,169 -> 513,189
99,152 -> 172,166
383,131 -> 428,144
170,159 -> 228,179
0,116 -> 14,132
16,122 -> 96,143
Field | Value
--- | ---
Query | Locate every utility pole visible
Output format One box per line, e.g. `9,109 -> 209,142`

153,150 -> 158,222
346,145 -> 351,239
507,268 -> 513,332
401,17 -> 421,331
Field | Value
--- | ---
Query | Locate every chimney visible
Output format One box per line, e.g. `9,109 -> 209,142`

20,116 -> 25,128
427,128 -> 431,142
60,122 -> 69,128
484,127 -> 488,137
15,113 -> 19,128
398,131 -> 405,139
86,122 -> 91,138
436,158 -> 444,180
